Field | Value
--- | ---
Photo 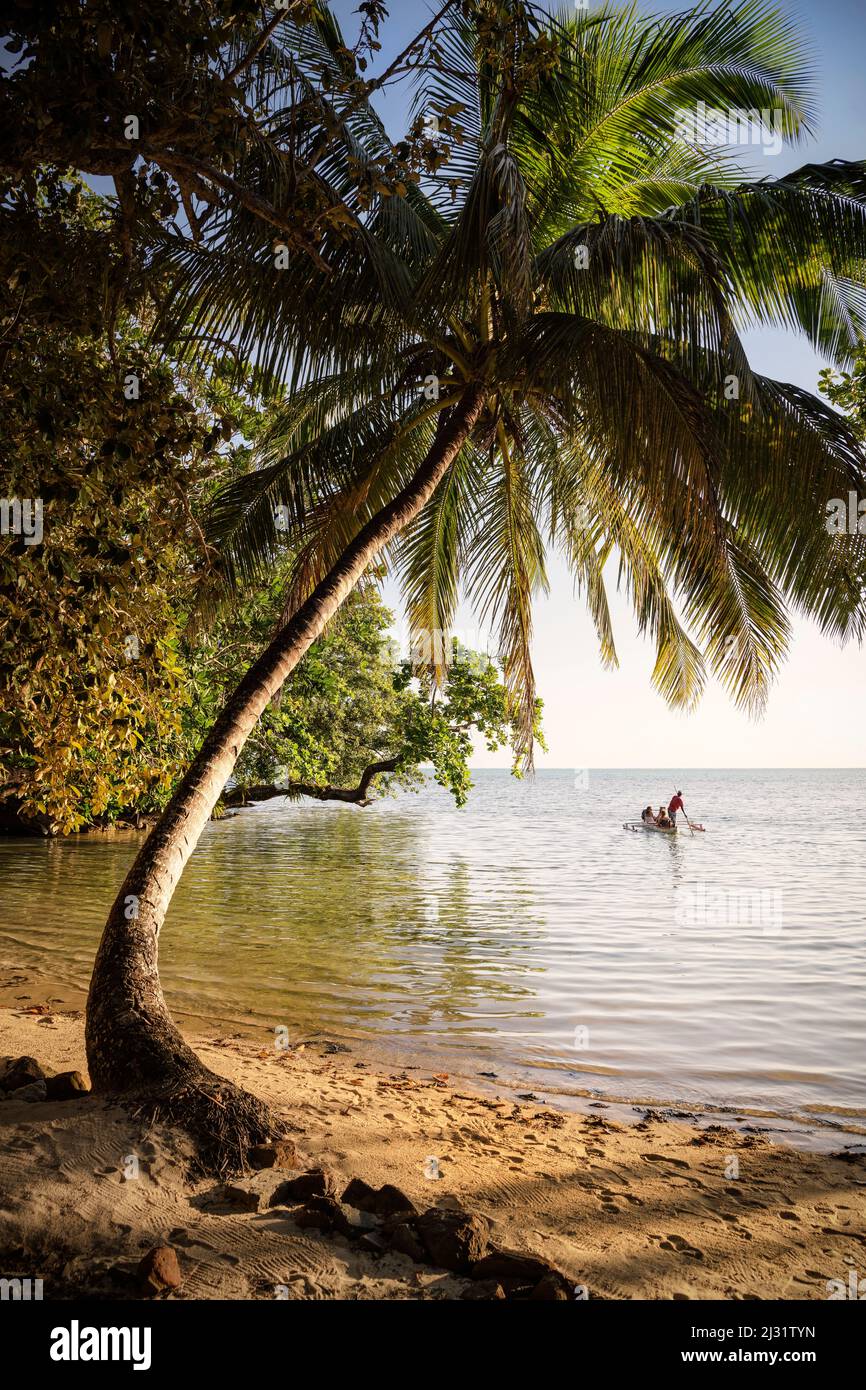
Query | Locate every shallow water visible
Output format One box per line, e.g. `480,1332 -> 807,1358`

1,769 -> 864,1135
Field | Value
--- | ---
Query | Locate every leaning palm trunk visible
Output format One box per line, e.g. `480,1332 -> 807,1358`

85,385 -> 485,1171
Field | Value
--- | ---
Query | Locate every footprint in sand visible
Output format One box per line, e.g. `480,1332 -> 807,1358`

659,1233 -> 704,1260
597,1186 -> 642,1211
724,1186 -> 767,1208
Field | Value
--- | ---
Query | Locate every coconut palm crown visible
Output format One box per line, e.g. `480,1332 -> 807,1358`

163,0 -> 866,763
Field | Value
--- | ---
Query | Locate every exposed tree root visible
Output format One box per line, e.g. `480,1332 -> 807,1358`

87,978 -> 287,1179
87,1014 -> 284,1178
123,1067 -> 284,1180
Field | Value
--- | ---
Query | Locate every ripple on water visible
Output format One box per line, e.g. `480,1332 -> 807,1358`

0,768 -> 864,1129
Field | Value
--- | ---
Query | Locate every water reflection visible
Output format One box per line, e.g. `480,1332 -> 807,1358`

1,769 -> 865,1130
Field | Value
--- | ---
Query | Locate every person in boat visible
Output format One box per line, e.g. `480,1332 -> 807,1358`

668,790 -> 686,827
641,805 -> 654,823
655,804 -> 672,828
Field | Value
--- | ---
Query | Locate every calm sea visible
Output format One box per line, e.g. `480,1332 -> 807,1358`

1,769 -> 864,1141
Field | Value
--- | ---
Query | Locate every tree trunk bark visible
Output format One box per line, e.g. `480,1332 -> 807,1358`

84,386 -> 485,1169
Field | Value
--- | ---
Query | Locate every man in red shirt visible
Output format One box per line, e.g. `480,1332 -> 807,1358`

668,791 -> 686,826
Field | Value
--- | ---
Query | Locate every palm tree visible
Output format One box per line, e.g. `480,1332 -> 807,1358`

86,0 -> 866,1167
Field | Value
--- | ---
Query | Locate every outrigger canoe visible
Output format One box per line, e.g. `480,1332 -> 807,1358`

623,819 -> 706,834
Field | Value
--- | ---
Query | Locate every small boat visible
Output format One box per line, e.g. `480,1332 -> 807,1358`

623,819 -> 705,835
623,819 -> 676,834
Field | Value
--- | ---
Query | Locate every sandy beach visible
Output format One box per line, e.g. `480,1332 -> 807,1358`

2,996 -> 864,1302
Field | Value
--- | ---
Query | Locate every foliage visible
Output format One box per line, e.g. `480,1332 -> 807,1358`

396,635 -> 545,806
821,345 -> 866,440
187,574 -> 535,808
0,180 -> 238,833
0,340 -> 195,833
0,0 -> 477,275
179,1 -> 866,760
5,2 -> 866,827
0,173 -> 529,830
820,350 -> 866,572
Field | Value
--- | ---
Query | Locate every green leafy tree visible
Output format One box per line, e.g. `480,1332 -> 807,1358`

2,2 -> 553,1161
196,579 -> 536,808
0,175 -> 314,833
0,179 -> 219,833
821,345 -> 866,441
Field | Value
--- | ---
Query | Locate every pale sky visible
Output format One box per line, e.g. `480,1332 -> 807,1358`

361,0 -> 866,768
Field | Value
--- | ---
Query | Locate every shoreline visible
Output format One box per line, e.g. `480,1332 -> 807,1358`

1,1000 -> 865,1300
2,961 -> 864,1160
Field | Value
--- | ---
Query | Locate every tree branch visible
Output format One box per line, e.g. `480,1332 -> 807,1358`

306,0 -> 459,173
147,150 -> 333,272
222,757 -> 399,809
224,7 -> 293,84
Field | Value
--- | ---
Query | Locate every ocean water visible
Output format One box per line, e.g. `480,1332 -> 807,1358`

1,769 -> 864,1139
